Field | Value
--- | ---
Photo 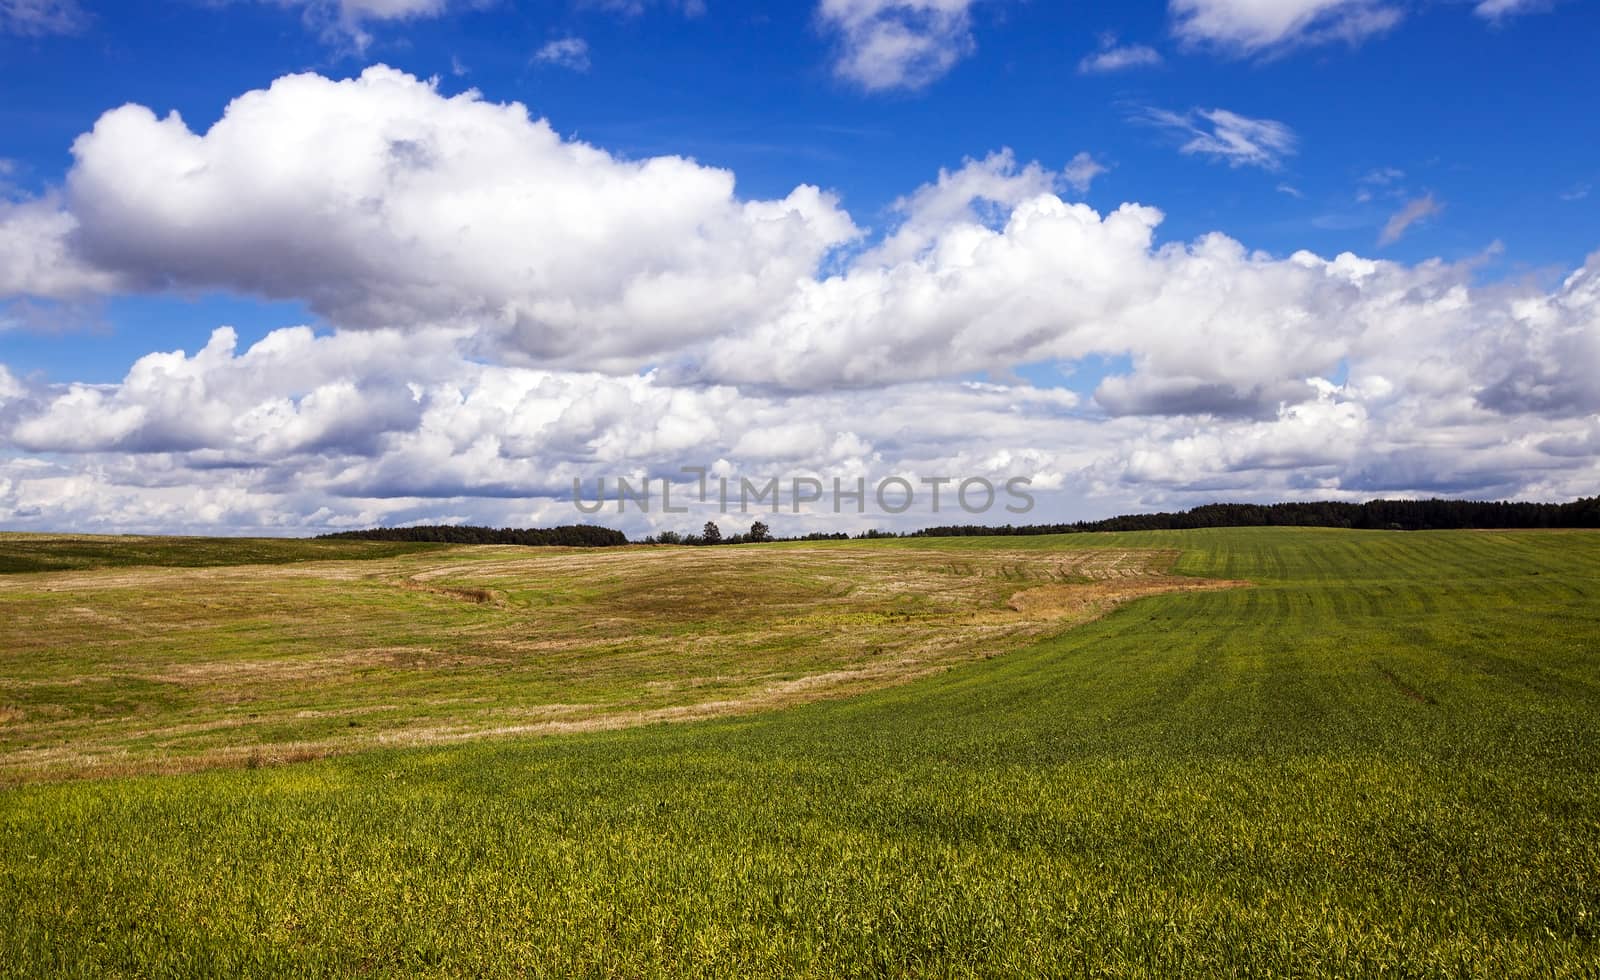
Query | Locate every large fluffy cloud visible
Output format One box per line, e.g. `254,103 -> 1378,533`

0,196 -> 120,297
0,324 -> 1103,532
8,326 -> 452,456
1475,262 -> 1600,417
2,281 -> 1598,536
42,67 -> 856,367
2,66 -> 1599,534
699,181 -> 1453,423
3,64 -> 1581,425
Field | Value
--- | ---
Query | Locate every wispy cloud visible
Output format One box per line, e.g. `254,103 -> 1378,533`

1473,0 -> 1560,21
1559,182 -> 1591,202
534,37 -> 592,72
1357,166 -> 1406,202
584,0 -> 707,16
1078,33 -> 1163,74
261,0 -> 699,50
1142,107 -> 1298,170
0,0 -> 87,36
1276,183 -> 1305,198
1169,0 -> 1402,55
1379,193 -> 1442,245
261,1 -> 459,51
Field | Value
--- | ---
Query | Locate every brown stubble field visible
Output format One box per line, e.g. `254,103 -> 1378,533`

0,540 -> 1242,783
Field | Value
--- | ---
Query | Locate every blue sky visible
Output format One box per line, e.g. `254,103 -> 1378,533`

3,0 -> 1596,383
0,0 -> 1597,534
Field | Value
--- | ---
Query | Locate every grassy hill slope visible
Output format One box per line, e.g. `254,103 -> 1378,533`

2,528 -> 1597,976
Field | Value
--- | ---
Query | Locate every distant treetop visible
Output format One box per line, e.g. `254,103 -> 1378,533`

316,525 -> 627,547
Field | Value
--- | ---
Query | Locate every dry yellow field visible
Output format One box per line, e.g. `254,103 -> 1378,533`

0,540 -> 1241,783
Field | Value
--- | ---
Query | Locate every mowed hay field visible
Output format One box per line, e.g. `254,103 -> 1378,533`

0,536 -> 1235,782
1,529 -> 1598,976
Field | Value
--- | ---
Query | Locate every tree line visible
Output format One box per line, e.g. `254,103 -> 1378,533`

907,497 -> 1600,537
317,524 -> 628,547
316,497 -> 1600,549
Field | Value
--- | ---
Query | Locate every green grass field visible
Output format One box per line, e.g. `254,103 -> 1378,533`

2,528 -> 1598,976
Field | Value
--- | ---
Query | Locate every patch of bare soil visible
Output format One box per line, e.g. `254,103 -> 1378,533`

395,578 -> 504,606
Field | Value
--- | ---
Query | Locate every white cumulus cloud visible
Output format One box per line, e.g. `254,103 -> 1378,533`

47,67 -> 856,368
0,196 -> 122,297
4,68 -> 1600,535
818,0 -> 982,92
